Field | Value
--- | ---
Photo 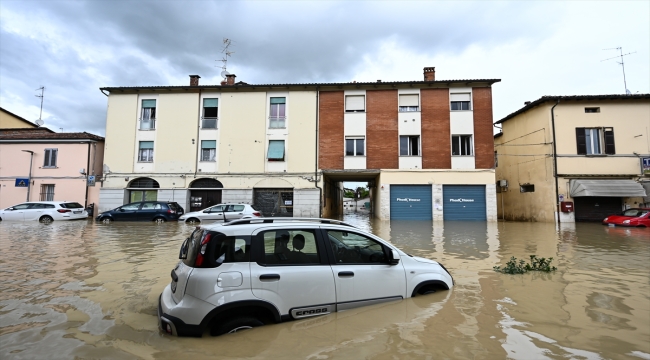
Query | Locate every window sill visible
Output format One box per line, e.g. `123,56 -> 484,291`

200,128 -> 218,130
268,127 -> 286,130
399,155 -> 421,157
450,110 -> 472,112
137,161 -> 154,163
451,155 -> 474,157
199,160 -> 216,162
345,111 -> 366,113
138,129 -> 156,131
42,166 -> 58,169
267,160 -> 285,162
345,155 -> 366,157
398,110 -> 421,113
584,154 -> 608,157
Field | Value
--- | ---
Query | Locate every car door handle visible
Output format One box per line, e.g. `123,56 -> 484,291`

338,271 -> 354,277
259,274 -> 280,281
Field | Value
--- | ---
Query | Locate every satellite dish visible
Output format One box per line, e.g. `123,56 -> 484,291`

626,89 -> 631,95
103,164 -> 111,174
220,70 -> 230,78
35,119 -> 44,126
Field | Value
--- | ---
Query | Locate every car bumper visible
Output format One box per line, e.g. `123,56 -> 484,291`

158,285 -> 213,337
58,212 -> 89,221
602,222 -> 637,227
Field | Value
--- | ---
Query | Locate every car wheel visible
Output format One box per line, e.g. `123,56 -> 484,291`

417,285 -> 437,296
154,217 -> 166,224
186,217 -> 200,224
101,217 -> 112,224
39,215 -> 54,224
212,316 -> 264,336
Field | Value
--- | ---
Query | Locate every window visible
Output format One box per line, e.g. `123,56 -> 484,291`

201,140 -> 216,161
138,141 -> 154,162
345,137 -> 365,156
452,135 -> 473,156
326,230 -> 387,264
399,135 -> 420,156
10,204 -> 32,210
267,140 -> 285,161
39,184 -> 55,201
259,229 -> 321,265
494,151 -> 498,167
345,95 -> 365,112
32,203 -> 55,209
269,97 -> 286,128
43,148 -> 58,168
576,127 -> 615,155
399,94 -> 419,112
520,184 -> 535,193
450,93 -> 471,111
585,107 -> 600,113
140,99 -> 156,130
129,191 -> 157,202
121,203 -> 142,210
202,98 -> 218,129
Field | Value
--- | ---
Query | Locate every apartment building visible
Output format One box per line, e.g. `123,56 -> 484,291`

494,94 -> 650,222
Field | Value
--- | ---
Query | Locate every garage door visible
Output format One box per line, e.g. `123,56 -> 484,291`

390,185 -> 432,220
443,185 -> 486,221
574,197 -> 622,222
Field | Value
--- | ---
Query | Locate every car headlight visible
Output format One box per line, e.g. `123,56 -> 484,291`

603,217 -> 608,221
623,220 -> 631,224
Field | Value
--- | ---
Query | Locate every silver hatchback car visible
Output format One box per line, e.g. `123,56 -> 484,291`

178,203 -> 261,224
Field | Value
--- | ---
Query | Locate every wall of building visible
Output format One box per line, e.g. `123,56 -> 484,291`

155,93 -> 199,174
0,109 -> 37,128
104,94 -> 138,174
366,90 -> 399,169
319,91 -> 345,169
421,89 -> 450,168
287,91 -> 318,173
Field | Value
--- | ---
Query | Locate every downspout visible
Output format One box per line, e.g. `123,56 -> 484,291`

194,89 -> 202,179
84,141 -> 91,207
315,88 -> 322,217
551,99 -> 560,223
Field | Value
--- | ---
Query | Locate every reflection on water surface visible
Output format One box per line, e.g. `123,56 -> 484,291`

0,218 -> 648,359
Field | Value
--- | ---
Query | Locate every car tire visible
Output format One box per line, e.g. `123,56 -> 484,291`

186,218 -> 200,224
212,316 -> 264,336
417,285 -> 437,296
154,217 -> 166,224
101,217 -> 112,224
39,215 -> 54,224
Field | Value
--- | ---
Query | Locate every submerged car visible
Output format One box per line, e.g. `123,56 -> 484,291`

96,201 -> 184,223
602,208 -> 650,227
0,201 -> 88,223
158,218 -> 454,337
178,203 -> 261,224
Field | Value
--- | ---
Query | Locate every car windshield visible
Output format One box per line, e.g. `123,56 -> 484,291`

622,209 -> 648,217
60,202 -> 84,209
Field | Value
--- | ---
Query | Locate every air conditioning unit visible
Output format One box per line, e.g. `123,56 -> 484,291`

499,179 -> 508,187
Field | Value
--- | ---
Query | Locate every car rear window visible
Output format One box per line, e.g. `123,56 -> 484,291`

168,203 -> 180,211
60,202 -> 84,209
182,230 -> 250,268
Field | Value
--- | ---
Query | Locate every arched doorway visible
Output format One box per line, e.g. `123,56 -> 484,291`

127,177 -> 159,203
189,178 -> 223,212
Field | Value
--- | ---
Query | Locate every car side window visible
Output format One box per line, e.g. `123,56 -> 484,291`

141,202 -> 155,210
232,205 -> 245,212
154,203 -> 163,210
121,203 -> 141,210
11,204 -> 32,210
326,230 -> 388,264
259,229 -> 320,265
209,205 -> 224,213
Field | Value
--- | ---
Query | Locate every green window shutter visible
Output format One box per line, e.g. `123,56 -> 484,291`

202,140 -> 216,149
142,99 -> 156,108
139,141 -> 154,149
267,140 -> 285,160
203,98 -> 218,108
270,97 -> 286,104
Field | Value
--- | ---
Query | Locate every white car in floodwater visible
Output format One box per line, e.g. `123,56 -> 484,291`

158,218 -> 454,337
0,201 -> 88,223
178,203 -> 261,224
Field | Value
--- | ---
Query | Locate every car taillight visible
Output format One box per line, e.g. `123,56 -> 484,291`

57,209 -> 71,213
167,209 -> 175,214
253,212 -> 261,217
194,233 -> 212,267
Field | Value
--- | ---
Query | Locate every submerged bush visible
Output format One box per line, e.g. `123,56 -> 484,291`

493,255 -> 557,274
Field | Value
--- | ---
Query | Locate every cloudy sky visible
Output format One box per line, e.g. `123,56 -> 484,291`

1,0 -> 648,136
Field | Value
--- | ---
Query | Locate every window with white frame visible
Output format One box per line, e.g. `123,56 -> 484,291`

345,95 -> 365,112
43,148 -> 58,167
451,135 -> 473,156
140,99 -> 156,130
201,140 -> 216,161
267,140 -> 285,161
450,93 -> 471,111
138,141 -> 154,162
269,97 -> 286,128
345,137 -> 365,156
40,184 -> 55,201
399,135 -> 420,156
576,127 -> 615,155
399,94 -> 419,112
202,98 -> 218,129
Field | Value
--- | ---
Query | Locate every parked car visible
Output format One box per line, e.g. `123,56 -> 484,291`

178,203 -> 262,224
158,218 -> 454,337
602,208 -> 650,227
0,201 -> 88,223
96,201 -> 184,223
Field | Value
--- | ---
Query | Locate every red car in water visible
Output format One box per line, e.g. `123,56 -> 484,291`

602,208 -> 650,227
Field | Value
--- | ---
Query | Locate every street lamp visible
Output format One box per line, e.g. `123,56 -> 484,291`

21,150 -> 34,201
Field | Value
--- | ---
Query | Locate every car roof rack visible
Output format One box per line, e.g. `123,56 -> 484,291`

221,217 -> 356,227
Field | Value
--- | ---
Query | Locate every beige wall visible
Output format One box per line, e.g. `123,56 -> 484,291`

155,93 -> 199,173
0,109 -> 37,128
287,91 -> 317,173
103,94 -> 137,174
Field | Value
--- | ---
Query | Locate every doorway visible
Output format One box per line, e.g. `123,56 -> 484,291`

189,178 -> 223,212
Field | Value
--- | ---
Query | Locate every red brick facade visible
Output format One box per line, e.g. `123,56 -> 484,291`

472,87 -> 495,169
421,89 -> 451,169
318,91 -> 344,169
366,90 -> 398,169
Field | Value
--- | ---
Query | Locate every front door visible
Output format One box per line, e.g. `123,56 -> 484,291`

190,190 -> 222,213
114,202 -> 141,220
2,203 -> 31,221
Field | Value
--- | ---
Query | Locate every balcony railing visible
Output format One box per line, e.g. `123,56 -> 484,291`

269,116 -> 286,129
201,117 -> 218,129
139,118 -> 156,130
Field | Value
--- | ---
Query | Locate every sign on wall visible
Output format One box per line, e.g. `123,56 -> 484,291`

642,157 -> 650,176
15,178 -> 29,187
87,176 -> 96,187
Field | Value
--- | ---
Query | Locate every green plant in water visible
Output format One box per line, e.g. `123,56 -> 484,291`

493,255 -> 557,274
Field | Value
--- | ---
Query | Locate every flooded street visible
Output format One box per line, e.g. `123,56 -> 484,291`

1,217 -> 649,360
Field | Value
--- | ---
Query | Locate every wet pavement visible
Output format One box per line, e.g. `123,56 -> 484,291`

0,216 -> 648,359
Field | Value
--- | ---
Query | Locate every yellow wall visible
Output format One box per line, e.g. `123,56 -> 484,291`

287,91 -> 317,173
103,94 -> 137,174
0,109 -> 37,128
155,93 -> 199,173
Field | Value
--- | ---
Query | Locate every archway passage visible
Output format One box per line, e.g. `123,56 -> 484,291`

189,178 -> 223,212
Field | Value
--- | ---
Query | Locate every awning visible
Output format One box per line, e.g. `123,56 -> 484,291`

569,179 -> 647,197
642,182 -> 650,202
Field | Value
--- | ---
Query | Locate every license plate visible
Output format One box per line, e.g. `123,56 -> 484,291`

73,211 -> 82,214
608,224 -> 615,227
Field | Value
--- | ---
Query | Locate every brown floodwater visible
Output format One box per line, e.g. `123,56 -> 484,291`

0,216 -> 648,360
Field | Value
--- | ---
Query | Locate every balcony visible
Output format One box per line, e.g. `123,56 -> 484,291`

201,117 -> 218,129
269,116 -> 286,129
139,118 -> 156,130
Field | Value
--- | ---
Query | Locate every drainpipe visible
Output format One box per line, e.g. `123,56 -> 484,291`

84,142 -> 91,207
194,89 -> 203,179
315,88 -> 322,217
551,99 -> 560,223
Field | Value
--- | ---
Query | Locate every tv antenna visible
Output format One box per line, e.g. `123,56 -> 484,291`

601,47 -> 636,94
217,38 -> 235,78
35,86 -> 45,126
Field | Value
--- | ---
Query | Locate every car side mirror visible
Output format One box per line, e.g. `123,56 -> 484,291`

7,207 -> 15,211
119,208 -> 125,212
389,249 -> 400,265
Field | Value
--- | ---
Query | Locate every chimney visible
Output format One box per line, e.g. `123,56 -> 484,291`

189,75 -> 201,86
225,74 -> 236,85
423,67 -> 436,81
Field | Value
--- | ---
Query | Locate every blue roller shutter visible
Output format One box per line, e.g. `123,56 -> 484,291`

443,185 -> 486,221
390,185 -> 432,220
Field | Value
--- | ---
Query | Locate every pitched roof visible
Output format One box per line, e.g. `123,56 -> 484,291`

496,94 -> 650,124
0,128 -> 104,141
0,107 -> 44,128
